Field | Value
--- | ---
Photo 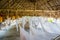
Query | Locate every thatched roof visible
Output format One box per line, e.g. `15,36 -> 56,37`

0,0 -> 60,10
0,0 -> 60,18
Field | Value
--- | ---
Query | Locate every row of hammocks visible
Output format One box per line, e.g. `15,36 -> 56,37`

0,16 -> 60,40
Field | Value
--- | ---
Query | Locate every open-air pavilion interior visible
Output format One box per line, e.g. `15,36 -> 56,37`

0,0 -> 60,40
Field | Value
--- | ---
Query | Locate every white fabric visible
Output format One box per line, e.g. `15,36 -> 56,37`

0,16 -> 60,40
29,17 -> 60,40
20,27 -> 30,40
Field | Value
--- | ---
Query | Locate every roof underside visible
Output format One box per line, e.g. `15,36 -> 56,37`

0,0 -> 60,10
0,0 -> 60,18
